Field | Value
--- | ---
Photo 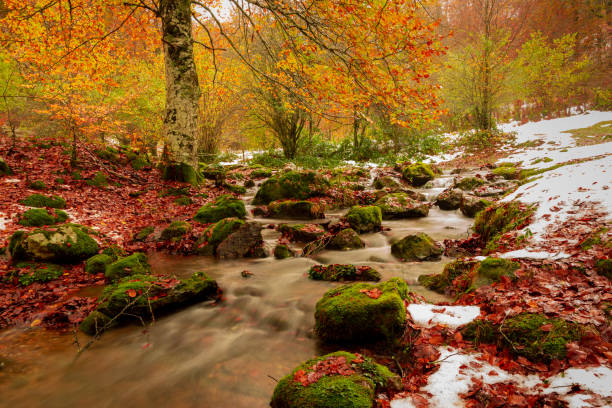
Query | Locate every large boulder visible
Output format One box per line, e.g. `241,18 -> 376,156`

401,163 -> 435,187
270,351 -> 399,408
195,218 -> 245,256
216,221 -> 264,259
252,171 -> 330,205
435,188 -> 464,210
80,272 -> 219,335
460,195 -> 492,218
279,224 -> 325,242
193,195 -> 246,224
345,206 -> 382,233
105,252 -> 150,281
327,228 -> 365,251
308,264 -> 381,282
9,224 -> 98,263
315,278 -> 412,344
267,200 -> 325,219
85,254 -> 114,274
375,193 -> 429,219
391,233 -> 442,261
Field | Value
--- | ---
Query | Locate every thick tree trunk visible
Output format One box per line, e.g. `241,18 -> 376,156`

160,0 -> 201,182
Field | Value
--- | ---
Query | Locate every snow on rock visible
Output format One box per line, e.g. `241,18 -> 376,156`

502,156 -> 612,241
497,249 -> 571,260
407,304 -> 481,329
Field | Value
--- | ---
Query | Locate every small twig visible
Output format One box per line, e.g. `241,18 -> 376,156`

267,375 -> 279,383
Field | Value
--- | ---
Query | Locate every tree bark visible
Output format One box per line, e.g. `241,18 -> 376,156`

160,0 -> 201,172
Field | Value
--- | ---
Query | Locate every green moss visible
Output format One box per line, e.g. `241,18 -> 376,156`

85,254 -> 114,274
160,221 -> 192,241
460,196 -> 493,218
134,226 -> 154,242
327,228 -> 365,251
418,259 -> 476,293
309,264 -> 381,282
454,177 -> 485,191
267,200 -> 325,219
161,162 -> 200,185
251,168 -> 272,178
471,257 -> 519,289
315,278 -> 411,344
195,218 -> 245,255
253,171 -> 330,205
130,155 -> 149,170
580,227 -> 609,250
492,166 -> 520,180
278,224 -> 325,242
9,224 -> 99,263
274,244 -> 294,259
20,194 -> 66,209
225,183 -> 247,195
18,208 -> 68,227
172,196 -> 191,206
374,193 -> 429,219
345,206 -> 382,233
193,195 -> 246,223
0,157 -> 12,176
373,176 -> 401,190
105,253 -> 150,281
55,177 -> 66,184
95,147 -> 120,162
271,351 -> 397,408
474,202 -> 535,251
391,233 -> 442,262
401,163 -> 435,187
201,165 -> 226,184
80,271 -> 219,335
27,180 -> 47,190
101,244 -> 126,259
159,186 -> 191,197
465,314 -> 585,362
11,262 -> 64,286
595,258 -> 612,280
86,172 -> 109,188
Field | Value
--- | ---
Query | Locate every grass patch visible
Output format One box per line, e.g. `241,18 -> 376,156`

562,121 -> 612,146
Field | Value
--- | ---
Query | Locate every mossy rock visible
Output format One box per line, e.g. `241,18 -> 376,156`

391,233 -> 442,262
460,195 -> 493,218
267,200 -> 325,219
327,228 -> 365,251
195,218 -> 245,255
9,224 -> 98,263
101,244 -> 126,259
27,180 -> 47,190
595,258 -> 611,280
470,257 -> 519,290
80,271 -> 219,335
86,172 -> 109,188
492,166 -> 520,180
18,208 -> 68,227
454,177 -> 485,191
105,252 -> 150,281
161,162 -> 200,185
160,221 -> 192,241
8,262 -> 64,286
0,157 -> 12,176
252,171 -> 330,205
463,314 -> 585,362
130,155 -> 150,171
225,183 -> 247,195
474,202 -> 534,251
315,278 -> 412,344
274,244 -> 294,259
374,193 -> 429,219
309,264 -> 381,282
134,226 -> 154,242
174,196 -> 192,206
85,254 -> 114,274
418,259 -> 477,293
372,176 -> 402,190
159,186 -> 191,197
201,165 -> 226,184
270,351 -> 398,408
20,194 -> 66,209
401,163 -> 435,187
278,224 -> 325,242
435,188 -> 463,211
251,168 -> 272,178
193,195 -> 246,224
345,206 -> 382,233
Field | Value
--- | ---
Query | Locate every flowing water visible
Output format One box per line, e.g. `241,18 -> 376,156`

0,174 -> 473,408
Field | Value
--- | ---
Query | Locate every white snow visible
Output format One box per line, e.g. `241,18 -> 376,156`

391,347 -> 612,408
0,213 -> 9,231
407,304 -> 481,329
497,249 -> 571,260
3,178 -> 20,183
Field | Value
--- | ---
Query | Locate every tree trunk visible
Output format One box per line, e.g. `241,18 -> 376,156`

160,0 -> 201,182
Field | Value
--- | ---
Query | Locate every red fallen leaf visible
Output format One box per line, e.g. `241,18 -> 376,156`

359,288 -> 382,299
540,323 -> 553,332
428,335 -> 444,345
454,331 -> 463,342
126,289 -> 137,298
508,394 -> 527,406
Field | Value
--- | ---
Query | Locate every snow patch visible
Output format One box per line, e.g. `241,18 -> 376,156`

390,399 -> 416,408
407,304 -> 481,329
497,249 -> 571,260
0,213 -> 9,231
3,178 -> 20,183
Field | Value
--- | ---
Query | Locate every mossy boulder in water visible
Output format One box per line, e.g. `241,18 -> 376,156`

474,202 -> 534,251
160,221 -> 192,241
9,224 -> 98,263
216,221 -> 265,259
373,176 -> 402,190
270,351 -> 399,408
327,228 -> 365,251
278,224 -> 325,243
308,264 -> 381,282
435,188 -> 463,210
252,171 -> 330,205
454,177 -> 485,191
315,278 -> 412,344
463,313 -> 586,362
0,157 -> 12,176
105,252 -> 150,281
274,244 -> 294,259
460,195 -> 492,218
20,194 -> 66,209
195,217 -> 245,256
345,206 -> 382,233
80,272 -> 219,335
374,193 -> 429,219
267,200 -> 325,219
85,254 -> 114,274
418,259 -> 477,294
401,163 -> 435,187
391,233 -> 442,262
193,195 -> 246,224
18,208 -> 68,227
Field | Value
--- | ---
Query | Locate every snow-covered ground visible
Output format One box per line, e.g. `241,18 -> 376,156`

407,304 -> 481,329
